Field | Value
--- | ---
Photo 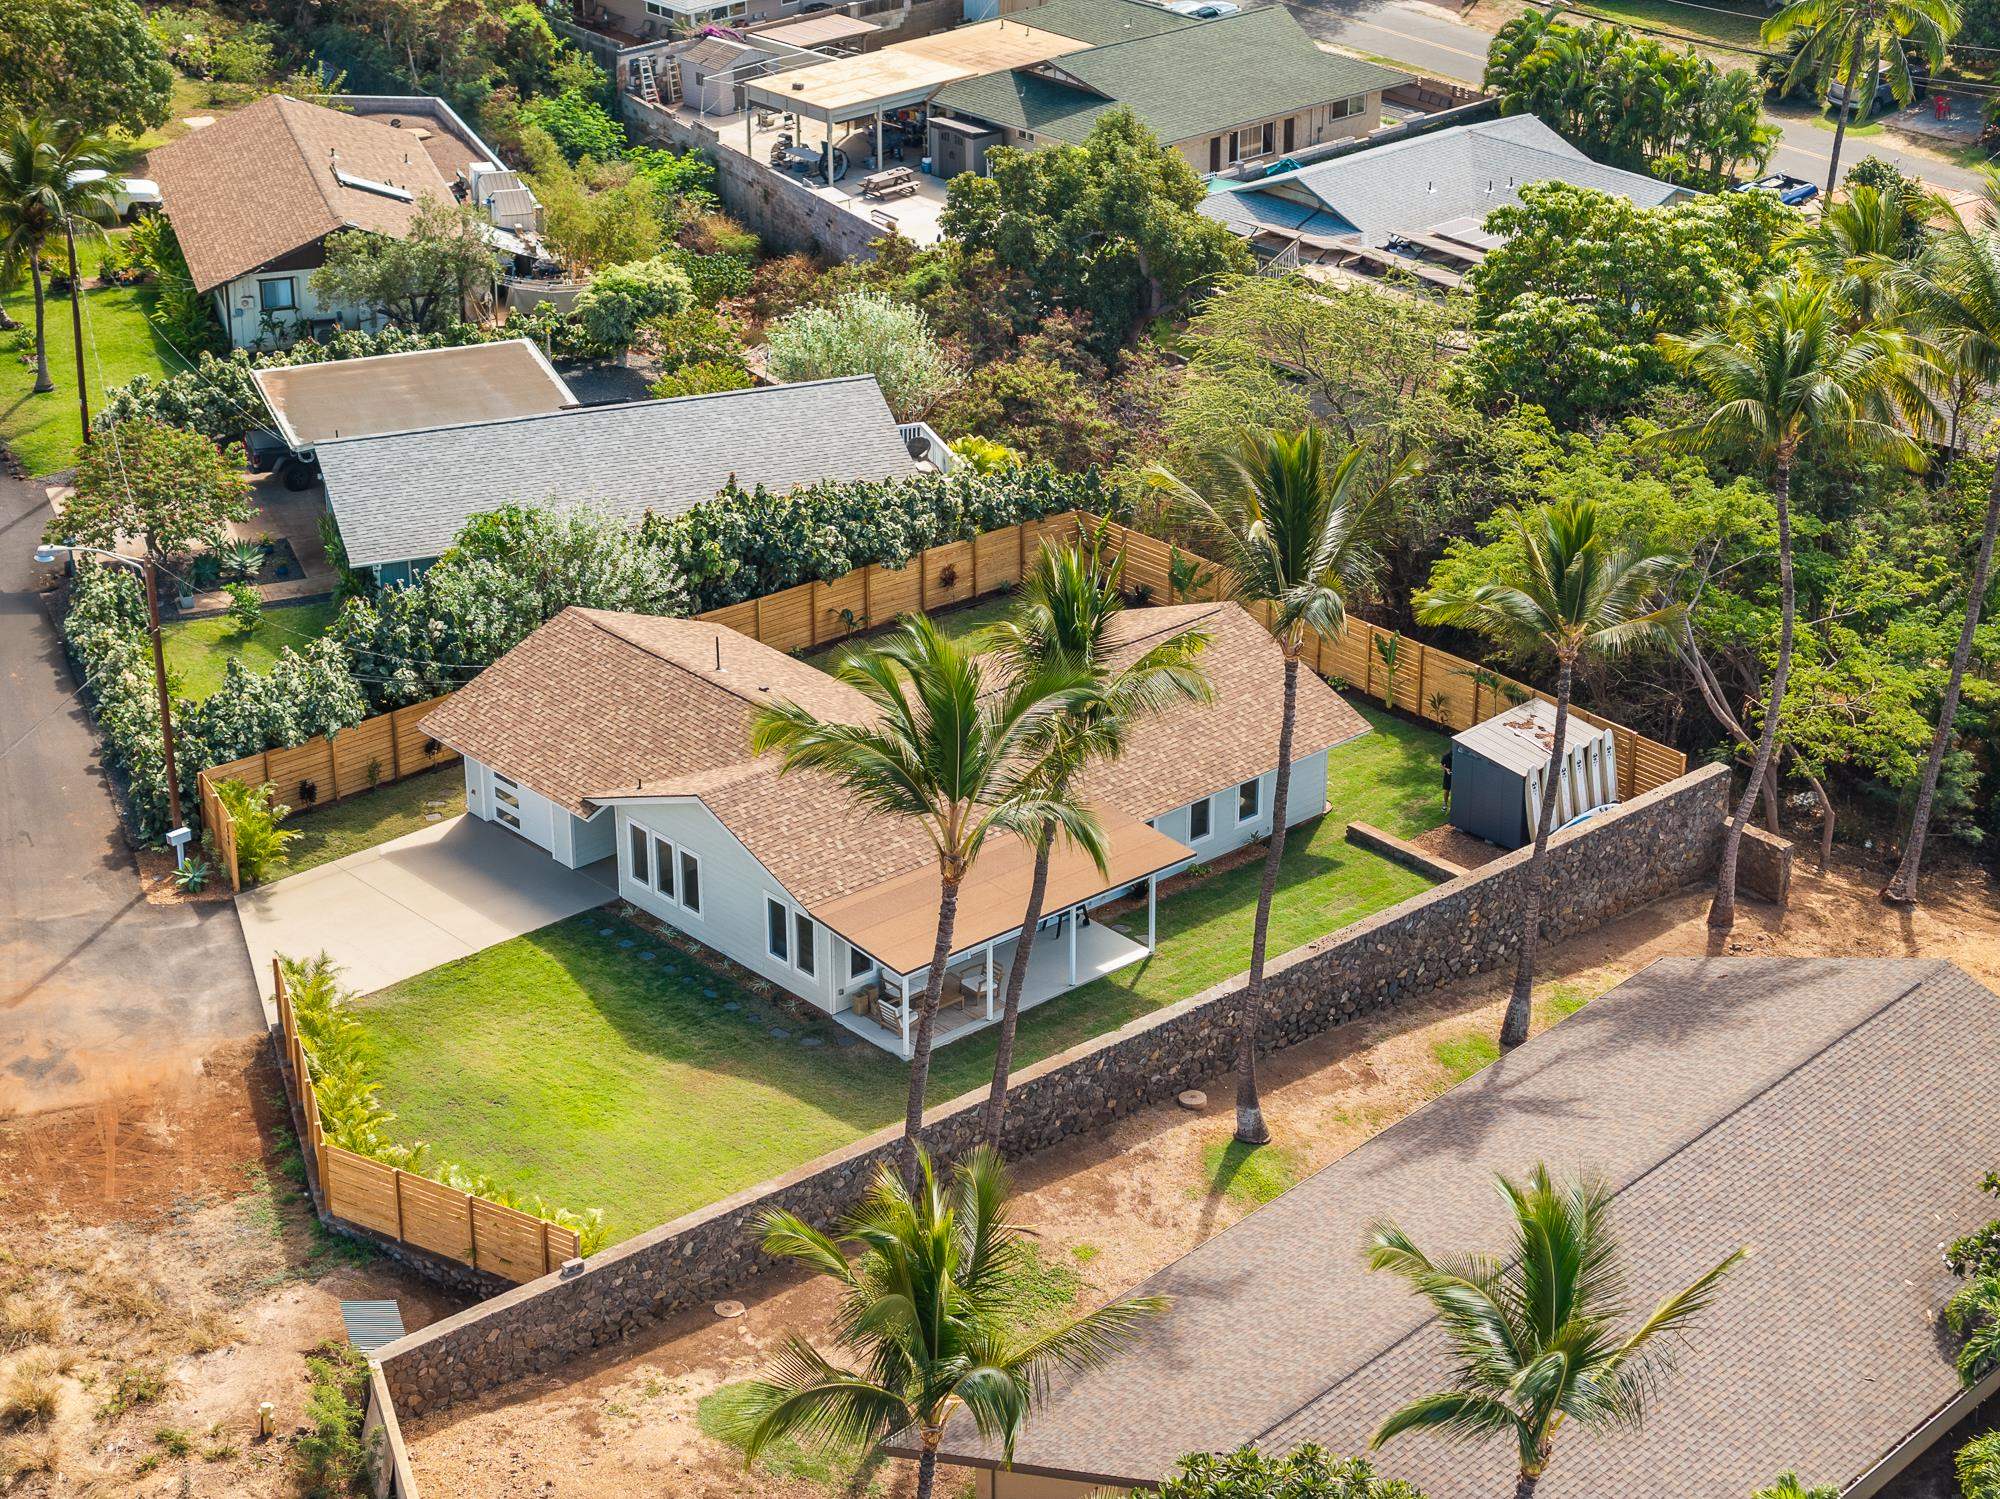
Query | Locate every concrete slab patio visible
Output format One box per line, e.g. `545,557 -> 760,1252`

236,815 -> 616,999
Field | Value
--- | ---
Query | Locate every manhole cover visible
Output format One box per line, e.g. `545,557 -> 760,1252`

1177,1089 -> 1207,1110
714,1301 -> 745,1319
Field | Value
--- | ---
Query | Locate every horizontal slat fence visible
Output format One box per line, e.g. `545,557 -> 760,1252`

274,959 -> 579,1281
198,512 -> 1683,889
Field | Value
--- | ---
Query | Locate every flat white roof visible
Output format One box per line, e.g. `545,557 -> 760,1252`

742,18 -> 1087,121
250,339 -> 575,451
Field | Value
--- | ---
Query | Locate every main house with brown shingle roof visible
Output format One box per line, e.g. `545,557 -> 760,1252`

420,601 -> 1369,1057
147,94 -> 514,350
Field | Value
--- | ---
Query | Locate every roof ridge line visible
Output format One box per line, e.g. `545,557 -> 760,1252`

272,95 -> 349,229
574,609 -> 819,719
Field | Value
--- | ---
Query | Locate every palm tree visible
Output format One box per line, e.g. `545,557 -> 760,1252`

1368,1165 -> 1746,1498
1148,427 -> 1391,1145
978,531 -> 1212,1146
751,616 -> 1095,1185
1416,498 -> 1682,1048
721,1147 -> 1164,1498
0,116 -> 118,394
1762,0 -> 1959,198
1657,278 -> 1929,932
1787,181 -> 1935,330
1881,209 -> 2000,905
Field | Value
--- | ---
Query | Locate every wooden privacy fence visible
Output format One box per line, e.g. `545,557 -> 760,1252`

273,959 -> 580,1283
197,695 -> 461,891
198,511 -> 1684,888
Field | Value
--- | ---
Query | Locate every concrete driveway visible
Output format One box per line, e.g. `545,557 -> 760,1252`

236,815 -> 617,1000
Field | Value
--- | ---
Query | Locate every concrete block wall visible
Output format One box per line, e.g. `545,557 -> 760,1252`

376,763 -> 1738,1418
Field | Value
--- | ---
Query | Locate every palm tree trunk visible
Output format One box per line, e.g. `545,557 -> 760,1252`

29,255 -> 52,394
1502,655 -> 1573,1048
1237,653 -> 1300,1146
1823,30 -> 1866,199
982,825 -> 1054,1148
1711,451 -> 1797,931
1514,1474 -> 1540,1499
915,1440 -> 939,1499
902,873 -> 962,1188
1883,470 -> 2000,905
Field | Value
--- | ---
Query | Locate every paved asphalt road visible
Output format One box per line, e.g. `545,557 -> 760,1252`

0,470 -> 259,1121
1288,0 -> 1994,194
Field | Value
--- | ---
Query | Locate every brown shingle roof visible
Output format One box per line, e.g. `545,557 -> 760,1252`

422,602 -> 1371,960
148,95 -> 458,293
930,957 -> 2000,1495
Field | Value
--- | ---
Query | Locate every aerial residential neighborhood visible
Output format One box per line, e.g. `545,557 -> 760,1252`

4,1 -> 2000,1498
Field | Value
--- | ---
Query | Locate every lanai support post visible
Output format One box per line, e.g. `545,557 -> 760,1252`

1147,873 -> 1157,954
1067,909 -> 1077,987
985,943 -> 996,1020
899,970 -> 912,1060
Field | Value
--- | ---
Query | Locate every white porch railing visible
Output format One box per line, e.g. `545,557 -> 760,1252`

899,421 -> 956,473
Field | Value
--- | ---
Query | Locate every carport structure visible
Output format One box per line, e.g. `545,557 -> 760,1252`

739,17 -> 1088,184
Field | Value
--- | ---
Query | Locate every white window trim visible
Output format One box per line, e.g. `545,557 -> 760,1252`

652,833 -> 677,901
1189,794 -> 1213,842
677,846 -> 703,916
627,821 -> 651,885
1237,777 -> 1262,825
259,275 -> 298,312
766,896 -> 790,964
794,909 -> 817,978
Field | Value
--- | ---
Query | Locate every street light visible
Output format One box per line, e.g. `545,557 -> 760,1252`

34,542 -> 188,862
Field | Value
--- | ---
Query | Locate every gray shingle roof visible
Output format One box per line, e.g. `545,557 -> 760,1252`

1201,112 -> 1687,247
1003,0 -> 1199,46
317,376 -> 919,569
933,5 -> 1407,147
932,957 -> 2000,1495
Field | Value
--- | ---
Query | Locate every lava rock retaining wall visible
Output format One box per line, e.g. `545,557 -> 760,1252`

377,763 -> 1735,1417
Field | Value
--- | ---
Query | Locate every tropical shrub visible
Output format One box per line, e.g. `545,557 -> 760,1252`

764,289 -> 960,419
1160,1447 -> 1424,1498
1948,1276 -> 2000,1386
212,779 -> 298,884
125,214 -> 226,354
226,581 -> 263,634
518,86 -> 625,161
647,358 -> 751,398
1751,1476 -> 1838,1499
640,463 -> 1108,612
573,255 -> 694,353
1947,1174 -> 2000,1277
171,856 -> 210,893
672,248 -> 753,305
294,1340 -> 374,1497
1961,1431 -> 2000,1499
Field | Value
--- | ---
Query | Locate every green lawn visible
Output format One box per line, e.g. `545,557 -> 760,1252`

279,766 -> 466,877
0,232 -> 174,477
1567,0 -> 1765,44
162,601 -> 339,700
805,589 -> 1017,668
356,700 -> 1447,1241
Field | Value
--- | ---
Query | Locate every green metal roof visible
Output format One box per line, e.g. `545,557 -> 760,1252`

1002,0 -> 1197,45
933,6 -> 1411,148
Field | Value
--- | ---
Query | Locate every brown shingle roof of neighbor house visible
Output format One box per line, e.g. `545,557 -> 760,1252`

927,957 -> 2000,1496
250,339 -> 576,450
422,600 -> 1367,967
147,94 -> 459,293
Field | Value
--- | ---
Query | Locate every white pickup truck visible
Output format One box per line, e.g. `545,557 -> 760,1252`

68,169 -> 163,221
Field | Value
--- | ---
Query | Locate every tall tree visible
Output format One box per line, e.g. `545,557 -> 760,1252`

978,532 -> 1212,1145
1762,0 -> 1959,197
0,117 -> 118,394
48,417 -> 251,562
720,1148 -> 1163,1499
751,618 -> 1095,1184
309,196 -> 498,333
1148,428 -> 1389,1144
1657,279 -> 1928,931
1416,498 -> 1682,1048
1368,1164 -> 1745,1498
1882,210 -> 2000,905
0,0 -> 173,137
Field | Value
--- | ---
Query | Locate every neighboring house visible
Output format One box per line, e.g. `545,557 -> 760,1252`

146,94 -> 533,351
312,375 -> 932,585
420,600 -> 1369,1057
927,0 -> 1407,178
244,338 -> 577,483
737,0 -> 1407,182
921,956 -> 2000,1497
1200,112 -> 1689,280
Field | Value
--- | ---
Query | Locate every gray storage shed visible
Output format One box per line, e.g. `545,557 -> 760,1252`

1448,698 -> 1618,851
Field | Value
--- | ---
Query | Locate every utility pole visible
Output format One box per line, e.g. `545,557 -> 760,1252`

63,215 -> 89,446
142,555 -> 182,834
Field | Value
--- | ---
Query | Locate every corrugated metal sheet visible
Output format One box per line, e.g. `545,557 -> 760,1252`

341,1300 -> 408,1353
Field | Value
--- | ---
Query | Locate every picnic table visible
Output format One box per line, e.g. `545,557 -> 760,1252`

861,166 -> 918,200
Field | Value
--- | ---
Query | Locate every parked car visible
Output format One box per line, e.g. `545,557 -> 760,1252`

1731,172 -> 1820,206
1825,55 -> 1929,117
1168,0 -> 1241,15
68,168 -> 162,221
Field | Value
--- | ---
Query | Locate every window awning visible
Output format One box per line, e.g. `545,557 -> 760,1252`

814,806 -> 1189,977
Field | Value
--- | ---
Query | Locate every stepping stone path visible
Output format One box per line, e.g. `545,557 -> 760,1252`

424,813 -> 443,822
799,1036 -> 823,1048
704,987 -> 719,998
640,951 -> 656,962
597,927 -> 613,937
618,938 -> 635,949
722,1001 -> 741,1012
834,1034 -> 858,1047
769,1027 -> 790,1040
